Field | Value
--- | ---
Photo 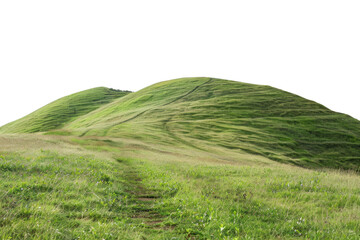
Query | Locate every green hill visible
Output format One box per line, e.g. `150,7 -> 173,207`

65,77 -> 360,170
0,87 -> 130,134
2,77 -> 360,169
1,78 -> 360,239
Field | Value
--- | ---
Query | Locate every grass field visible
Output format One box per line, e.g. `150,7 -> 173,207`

1,77 -> 360,239
0,135 -> 359,239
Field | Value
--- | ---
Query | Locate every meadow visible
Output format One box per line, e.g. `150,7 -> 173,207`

0,134 -> 359,239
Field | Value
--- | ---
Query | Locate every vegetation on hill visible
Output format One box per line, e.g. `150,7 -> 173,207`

1,77 -> 360,170
0,87 -> 130,134
65,77 -> 360,170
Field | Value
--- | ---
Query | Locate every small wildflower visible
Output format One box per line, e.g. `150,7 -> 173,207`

220,224 -> 225,232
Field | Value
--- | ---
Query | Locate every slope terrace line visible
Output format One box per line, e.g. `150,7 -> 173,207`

161,78 -> 214,149
162,116 -> 206,151
99,78 -> 213,137
101,110 -> 149,136
162,78 -> 213,106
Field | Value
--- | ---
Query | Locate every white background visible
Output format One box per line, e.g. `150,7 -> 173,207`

1,0 -> 359,127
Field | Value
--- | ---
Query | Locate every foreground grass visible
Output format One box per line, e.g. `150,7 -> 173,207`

1,143 -> 359,239
133,158 -> 360,239
0,151 -> 176,239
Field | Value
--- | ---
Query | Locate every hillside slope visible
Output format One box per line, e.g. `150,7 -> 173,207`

65,77 -> 360,169
0,87 -> 130,133
1,77 -> 360,169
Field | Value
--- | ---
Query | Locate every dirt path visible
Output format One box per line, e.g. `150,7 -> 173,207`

116,158 -> 170,231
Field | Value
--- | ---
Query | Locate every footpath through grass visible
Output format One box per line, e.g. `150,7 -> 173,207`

0,151 -> 176,239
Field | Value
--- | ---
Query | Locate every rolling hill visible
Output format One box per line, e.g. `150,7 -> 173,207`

1,77 -> 360,169
0,87 -> 130,134
1,77 -> 360,239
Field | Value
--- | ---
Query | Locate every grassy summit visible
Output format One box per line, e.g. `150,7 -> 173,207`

0,87 -> 130,134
